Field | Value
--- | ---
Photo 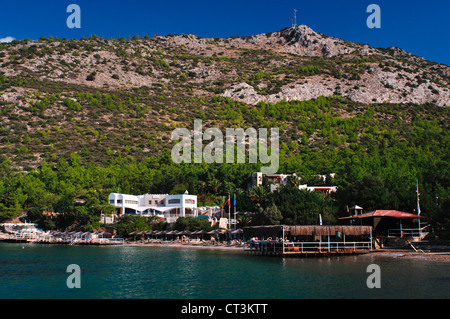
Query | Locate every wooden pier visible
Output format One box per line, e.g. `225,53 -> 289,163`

243,225 -> 373,257
244,240 -> 371,257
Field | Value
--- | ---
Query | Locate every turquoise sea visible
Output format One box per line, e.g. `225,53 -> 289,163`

0,243 -> 449,299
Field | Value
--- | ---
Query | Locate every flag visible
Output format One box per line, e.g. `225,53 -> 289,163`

319,214 -> 322,226
228,196 -> 230,208
416,180 -> 421,215
233,193 -> 236,207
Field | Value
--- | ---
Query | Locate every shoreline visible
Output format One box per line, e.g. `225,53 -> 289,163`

366,248 -> 450,262
3,238 -> 450,262
122,241 -> 450,261
125,241 -> 245,251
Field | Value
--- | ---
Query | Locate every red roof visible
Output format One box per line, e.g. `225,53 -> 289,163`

340,210 -> 424,220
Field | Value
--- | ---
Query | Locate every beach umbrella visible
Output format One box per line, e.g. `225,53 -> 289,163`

207,229 -> 221,242
191,230 -> 199,238
198,230 -> 208,241
231,228 -> 244,240
128,231 -> 138,242
216,229 -> 227,241
165,231 -> 176,240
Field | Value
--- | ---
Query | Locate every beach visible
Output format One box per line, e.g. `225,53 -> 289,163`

368,249 -> 450,262
3,228 -> 450,262
123,239 -> 450,262
125,239 -> 245,251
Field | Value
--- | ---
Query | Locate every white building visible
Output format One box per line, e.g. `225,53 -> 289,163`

298,184 -> 338,196
108,192 -> 198,223
251,172 -> 337,195
252,172 -> 291,187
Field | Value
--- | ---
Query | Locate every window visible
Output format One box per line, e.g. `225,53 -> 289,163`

125,200 -> 138,205
117,200 -> 123,204
168,199 -> 180,204
185,199 -> 195,204
109,200 -> 115,204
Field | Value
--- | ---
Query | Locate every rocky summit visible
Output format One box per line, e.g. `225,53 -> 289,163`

1,25 -> 449,107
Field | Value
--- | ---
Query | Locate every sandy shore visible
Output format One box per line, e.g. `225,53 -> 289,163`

123,241 -> 450,261
125,241 -> 245,251
367,249 -> 450,262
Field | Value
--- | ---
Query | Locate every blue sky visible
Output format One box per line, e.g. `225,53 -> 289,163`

1,0 -> 449,65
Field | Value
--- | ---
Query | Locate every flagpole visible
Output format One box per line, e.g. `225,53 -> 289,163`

234,192 -> 237,230
416,180 -> 421,237
228,194 -> 231,230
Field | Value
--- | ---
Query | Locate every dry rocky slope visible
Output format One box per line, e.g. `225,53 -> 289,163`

1,25 -> 449,107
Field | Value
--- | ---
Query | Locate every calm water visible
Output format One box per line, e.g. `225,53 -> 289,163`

0,243 -> 449,299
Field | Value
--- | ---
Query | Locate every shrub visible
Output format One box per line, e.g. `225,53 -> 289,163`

86,71 -> 96,81
63,98 -> 82,111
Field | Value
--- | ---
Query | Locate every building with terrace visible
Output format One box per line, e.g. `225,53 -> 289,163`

108,192 -> 198,223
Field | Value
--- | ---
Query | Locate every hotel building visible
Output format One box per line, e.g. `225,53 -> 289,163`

108,192 -> 198,223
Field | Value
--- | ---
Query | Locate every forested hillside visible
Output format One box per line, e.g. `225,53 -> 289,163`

0,26 -> 448,236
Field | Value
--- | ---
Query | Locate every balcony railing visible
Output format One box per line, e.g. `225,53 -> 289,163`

244,240 -> 372,254
387,225 -> 429,238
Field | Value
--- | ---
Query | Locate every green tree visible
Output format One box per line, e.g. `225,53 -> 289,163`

216,195 -> 228,218
249,185 -> 270,209
255,203 -> 283,225
272,185 -> 335,225
113,215 -> 155,237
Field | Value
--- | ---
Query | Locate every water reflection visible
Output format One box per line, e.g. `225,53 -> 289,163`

0,243 -> 449,299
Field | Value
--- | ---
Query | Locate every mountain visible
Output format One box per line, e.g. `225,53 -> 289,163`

0,25 -> 448,171
0,25 -> 448,231
2,25 -> 449,105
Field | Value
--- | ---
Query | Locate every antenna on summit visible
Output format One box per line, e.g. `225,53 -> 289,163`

292,9 -> 297,27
